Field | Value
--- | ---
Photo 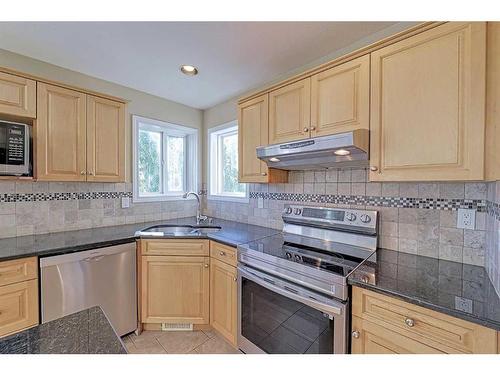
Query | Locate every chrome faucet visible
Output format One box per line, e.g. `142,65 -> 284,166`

182,191 -> 207,225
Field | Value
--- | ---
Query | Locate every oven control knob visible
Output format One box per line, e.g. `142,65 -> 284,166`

285,252 -> 292,260
346,212 -> 357,222
294,254 -> 301,262
293,208 -> 302,215
360,214 -> 371,223
284,207 -> 292,214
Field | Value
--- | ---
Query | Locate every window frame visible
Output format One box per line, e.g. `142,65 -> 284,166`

207,121 -> 248,203
132,115 -> 198,202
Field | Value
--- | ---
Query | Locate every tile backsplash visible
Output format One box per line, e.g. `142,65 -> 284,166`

205,169 -> 490,267
486,181 -> 500,298
0,181 -> 198,237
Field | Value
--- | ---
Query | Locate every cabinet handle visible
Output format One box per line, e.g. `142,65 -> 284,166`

310,126 -> 316,131
370,166 -> 378,172
204,264 -> 209,268
261,172 -> 267,176
352,331 -> 360,339
303,127 -> 309,132
88,171 -> 95,176
404,317 -> 415,327
80,171 -> 86,175
219,251 -> 225,256
233,277 -> 237,282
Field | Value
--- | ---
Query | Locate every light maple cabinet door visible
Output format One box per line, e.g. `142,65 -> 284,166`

238,94 -> 270,183
310,55 -> 369,137
141,255 -> 210,325
36,83 -> 87,181
269,78 -> 311,144
0,71 -> 36,118
0,279 -> 39,338
210,258 -> 237,346
370,22 -> 487,181
86,95 -> 125,182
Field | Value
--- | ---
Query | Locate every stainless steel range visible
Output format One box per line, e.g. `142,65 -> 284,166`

237,205 -> 378,354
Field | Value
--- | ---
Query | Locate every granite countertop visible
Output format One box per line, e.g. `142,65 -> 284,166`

0,306 -> 126,354
348,248 -> 500,331
0,217 -> 279,262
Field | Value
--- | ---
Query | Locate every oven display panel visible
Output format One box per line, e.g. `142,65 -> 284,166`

302,208 -> 345,221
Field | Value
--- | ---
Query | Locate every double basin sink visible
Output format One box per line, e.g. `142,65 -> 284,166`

135,224 -> 222,237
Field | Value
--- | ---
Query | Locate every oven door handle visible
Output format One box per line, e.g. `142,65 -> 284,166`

238,265 -> 345,318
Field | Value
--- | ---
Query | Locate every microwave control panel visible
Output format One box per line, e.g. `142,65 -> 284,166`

6,126 -> 26,165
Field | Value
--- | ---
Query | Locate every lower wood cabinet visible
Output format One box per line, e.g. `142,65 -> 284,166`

0,257 -> 39,338
351,287 -> 498,354
210,257 -> 238,346
141,255 -> 210,324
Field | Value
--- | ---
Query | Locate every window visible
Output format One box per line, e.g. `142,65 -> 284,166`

208,121 -> 247,201
133,115 -> 198,202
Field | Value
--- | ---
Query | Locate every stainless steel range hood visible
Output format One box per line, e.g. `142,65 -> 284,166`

256,129 -> 369,170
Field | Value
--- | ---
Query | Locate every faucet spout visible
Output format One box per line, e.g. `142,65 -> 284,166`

182,191 -> 207,224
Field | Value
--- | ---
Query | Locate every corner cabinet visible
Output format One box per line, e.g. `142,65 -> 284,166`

369,22 -> 487,181
351,287 -> 498,354
36,83 -> 126,182
238,94 -> 287,183
0,71 -> 36,118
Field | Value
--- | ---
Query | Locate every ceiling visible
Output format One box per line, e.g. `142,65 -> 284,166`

0,22 -> 402,109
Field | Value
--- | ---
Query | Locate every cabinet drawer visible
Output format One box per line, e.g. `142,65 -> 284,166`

0,257 -> 38,287
352,287 -> 497,353
140,239 -> 209,256
0,279 -> 39,338
210,241 -> 237,267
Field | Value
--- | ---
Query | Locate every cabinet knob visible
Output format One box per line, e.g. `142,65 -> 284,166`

261,172 -> 267,176
219,251 -> 225,256
370,166 -> 378,172
404,317 -> 415,327
204,264 -> 209,268
303,127 -> 309,132
80,171 -> 86,175
352,330 -> 360,339
88,171 -> 95,176
310,126 -> 316,131
233,277 -> 237,282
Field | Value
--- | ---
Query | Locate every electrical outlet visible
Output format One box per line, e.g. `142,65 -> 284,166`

457,208 -> 475,229
258,197 -> 264,209
121,197 -> 130,208
455,296 -> 473,314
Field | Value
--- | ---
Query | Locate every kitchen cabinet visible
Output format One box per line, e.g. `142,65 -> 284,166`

0,71 -> 36,118
310,55 -> 370,137
141,255 -> 210,325
369,22 -> 487,181
0,257 -> 39,338
238,94 -> 288,183
36,83 -> 87,181
210,257 -> 237,346
36,82 -> 126,182
86,95 -> 125,182
351,287 -> 497,354
269,78 -> 311,144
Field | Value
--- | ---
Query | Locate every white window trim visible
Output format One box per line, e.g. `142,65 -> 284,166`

207,120 -> 248,203
132,115 -> 198,203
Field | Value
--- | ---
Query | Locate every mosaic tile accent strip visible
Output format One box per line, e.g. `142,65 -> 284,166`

249,191 -> 488,212
0,191 -> 132,203
487,200 -> 500,220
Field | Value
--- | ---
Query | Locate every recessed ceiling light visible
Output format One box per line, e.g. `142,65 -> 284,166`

334,149 -> 351,156
180,65 -> 198,76
269,157 -> 280,162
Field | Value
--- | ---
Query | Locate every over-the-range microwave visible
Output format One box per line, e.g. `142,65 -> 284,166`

0,120 -> 31,176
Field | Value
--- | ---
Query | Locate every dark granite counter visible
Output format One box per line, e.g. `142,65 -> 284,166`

0,217 -> 279,262
0,306 -> 126,354
348,248 -> 500,331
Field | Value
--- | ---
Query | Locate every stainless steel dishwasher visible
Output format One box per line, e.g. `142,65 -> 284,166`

40,243 -> 137,336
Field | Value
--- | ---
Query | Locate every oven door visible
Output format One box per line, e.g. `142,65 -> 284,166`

238,265 -> 348,354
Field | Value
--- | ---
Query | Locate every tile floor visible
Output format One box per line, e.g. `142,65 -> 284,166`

122,328 -> 241,354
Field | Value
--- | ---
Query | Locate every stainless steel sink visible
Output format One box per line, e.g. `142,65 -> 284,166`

136,224 -> 222,237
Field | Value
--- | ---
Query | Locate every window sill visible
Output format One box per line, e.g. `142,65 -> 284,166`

132,195 -> 196,203
207,194 -> 249,203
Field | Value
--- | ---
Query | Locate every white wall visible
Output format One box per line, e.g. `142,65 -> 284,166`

0,48 -> 203,183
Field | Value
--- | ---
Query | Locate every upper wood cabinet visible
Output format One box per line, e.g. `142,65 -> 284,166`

238,94 -> 288,183
36,83 -> 126,182
141,255 -> 210,325
269,78 -> 311,144
86,95 -> 125,182
310,55 -> 369,137
36,83 -> 87,181
369,22 -> 487,181
0,71 -> 36,118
